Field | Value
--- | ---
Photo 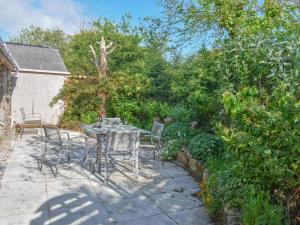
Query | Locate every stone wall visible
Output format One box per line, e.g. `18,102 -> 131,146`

0,65 -> 12,135
177,148 -> 242,225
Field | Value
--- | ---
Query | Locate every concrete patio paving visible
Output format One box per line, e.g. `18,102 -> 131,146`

0,131 -> 212,225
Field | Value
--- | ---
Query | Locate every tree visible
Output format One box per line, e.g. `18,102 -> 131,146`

157,0 -> 297,46
51,17 -> 171,129
10,26 -> 70,58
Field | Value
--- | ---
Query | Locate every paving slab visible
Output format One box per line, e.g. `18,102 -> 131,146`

115,214 -> 177,225
103,195 -> 162,223
90,179 -> 145,202
149,191 -> 203,213
0,211 -> 50,225
168,207 -> 212,225
0,180 -> 46,197
0,193 -> 48,217
49,203 -> 109,225
141,175 -> 199,195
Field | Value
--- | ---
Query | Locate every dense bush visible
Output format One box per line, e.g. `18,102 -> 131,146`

206,25 -> 300,223
162,122 -> 193,141
187,133 -> 223,161
162,139 -> 186,161
242,186 -> 286,225
169,105 -> 193,122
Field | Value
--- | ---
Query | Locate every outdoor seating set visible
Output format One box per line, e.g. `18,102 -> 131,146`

19,107 -> 165,182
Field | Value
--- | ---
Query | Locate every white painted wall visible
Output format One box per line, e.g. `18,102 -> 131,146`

11,72 -> 65,125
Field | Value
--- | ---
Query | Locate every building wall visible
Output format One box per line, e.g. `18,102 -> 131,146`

0,65 -> 12,134
11,72 -> 65,125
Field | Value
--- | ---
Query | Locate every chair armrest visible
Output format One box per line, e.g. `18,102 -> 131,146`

69,134 -> 89,144
25,113 -> 41,120
60,132 -> 70,142
144,134 -> 165,140
25,113 -> 41,116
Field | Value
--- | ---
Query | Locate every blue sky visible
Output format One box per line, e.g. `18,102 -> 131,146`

0,0 -> 267,42
83,0 -> 162,22
0,0 -> 162,41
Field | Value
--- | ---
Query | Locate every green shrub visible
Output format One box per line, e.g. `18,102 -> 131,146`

81,111 -> 98,124
162,122 -> 198,141
162,122 -> 190,140
162,139 -> 186,160
242,186 -> 286,225
187,133 -> 223,161
170,105 -> 193,122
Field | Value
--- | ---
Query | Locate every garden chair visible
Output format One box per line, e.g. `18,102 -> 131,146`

141,121 -> 165,159
39,125 -> 73,177
19,107 -> 42,138
99,131 -> 140,183
101,117 -> 122,125
79,123 -> 98,165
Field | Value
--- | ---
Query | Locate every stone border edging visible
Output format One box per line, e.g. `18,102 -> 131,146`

175,147 -> 242,225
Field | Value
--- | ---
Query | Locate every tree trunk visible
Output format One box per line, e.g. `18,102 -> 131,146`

90,36 -> 115,118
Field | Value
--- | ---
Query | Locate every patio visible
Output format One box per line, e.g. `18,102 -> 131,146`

0,131 -> 212,225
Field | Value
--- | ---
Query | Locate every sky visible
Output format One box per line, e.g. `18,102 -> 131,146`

0,0 -> 162,41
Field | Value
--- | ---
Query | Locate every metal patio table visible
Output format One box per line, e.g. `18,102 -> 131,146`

82,124 -> 150,173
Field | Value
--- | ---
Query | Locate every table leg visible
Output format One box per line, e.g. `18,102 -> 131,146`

97,135 -> 102,173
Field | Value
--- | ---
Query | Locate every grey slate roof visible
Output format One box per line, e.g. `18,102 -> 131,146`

5,42 -> 69,74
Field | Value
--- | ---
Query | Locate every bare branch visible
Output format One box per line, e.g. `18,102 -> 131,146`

90,44 -> 100,74
106,42 -> 113,49
107,45 -> 116,55
90,45 -> 97,62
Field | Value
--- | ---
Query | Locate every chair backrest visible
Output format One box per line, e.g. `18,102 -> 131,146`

20,107 -> 26,120
102,117 -> 122,125
43,125 -> 62,145
105,131 -> 140,153
151,121 -> 164,137
80,124 -> 97,137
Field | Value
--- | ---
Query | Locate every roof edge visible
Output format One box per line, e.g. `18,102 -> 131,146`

18,68 -> 70,76
5,42 -> 58,49
0,38 -> 17,70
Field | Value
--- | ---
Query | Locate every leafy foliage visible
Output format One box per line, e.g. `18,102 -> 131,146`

10,26 -> 70,58
242,186 -> 286,225
187,133 -> 223,161
162,139 -> 186,161
50,18 -> 172,129
162,122 -> 192,141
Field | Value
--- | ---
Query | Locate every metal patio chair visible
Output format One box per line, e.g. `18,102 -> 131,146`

141,121 -> 165,159
19,107 -> 42,138
79,124 -> 97,166
99,131 -> 140,182
39,125 -> 72,177
101,117 -> 122,125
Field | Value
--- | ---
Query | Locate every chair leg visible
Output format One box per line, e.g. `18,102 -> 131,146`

153,147 -> 157,159
19,124 -> 24,138
82,136 -> 88,164
54,151 -> 62,177
67,152 -> 71,162
135,150 -> 139,178
99,149 -> 102,173
39,142 -> 47,171
104,151 -> 108,184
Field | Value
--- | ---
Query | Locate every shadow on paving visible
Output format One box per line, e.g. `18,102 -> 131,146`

4,133 -> 212,225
